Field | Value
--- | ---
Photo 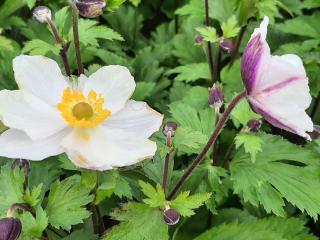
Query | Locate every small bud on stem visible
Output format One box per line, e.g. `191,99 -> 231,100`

208,85 -> 224,112
33,6 -> 52,23
247,119 -> 262,132
12,159 -> 30,175
219,39 -> 234,54
163,209 -> 180,226
75,0 -> 106,18
0,218 -> 22,240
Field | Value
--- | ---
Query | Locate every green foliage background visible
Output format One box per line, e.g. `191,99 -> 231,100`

0,0 -> 320,239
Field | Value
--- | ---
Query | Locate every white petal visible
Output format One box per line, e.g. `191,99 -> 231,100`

103,100 -> 163,138
0,90 -> 67,140
13,55 -> 68,105
0,129 -> 68,160
61,126 -> 156,171
83,66 -> 136,114
250,16 -> 269,41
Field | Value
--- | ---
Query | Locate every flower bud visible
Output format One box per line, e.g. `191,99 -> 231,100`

219,39 -> 234,53
247,119 -> 262,132
33,6 -> 52,23
309,125 -> 320,140
0,218 -> 22,240
163,209 -> 180,226
75,0 -> 106,18
195,35 -> 204,44
12,159 -> 31,175
208,85 -> 224,110
163,122 -> 178,138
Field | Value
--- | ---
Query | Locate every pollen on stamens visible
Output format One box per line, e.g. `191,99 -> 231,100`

57,87 -> 111,128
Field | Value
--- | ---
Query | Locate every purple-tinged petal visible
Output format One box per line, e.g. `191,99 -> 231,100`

241,17 -> 270,95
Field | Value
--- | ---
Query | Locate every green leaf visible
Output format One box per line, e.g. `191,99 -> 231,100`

139,181 -> 166,208
167,63 -> 211,82
22,39 -> 61,56
231,98 -> 261,127
171,191 -> 211,217
196,27 -> 218,43
174,127 -> 208,152
96,170 -> 132,204
20,207 -> 48,239
105,203 -> 169,240
231,134 -> 320,219
0,163 -> 25,216
235,133 -> 264,162
72,19 -> 123,47
23,183 -> 43,207
221,15 -> 241,39
107,0 -> 127,10
132,82 -> 156,100
45,176 -> 93,230
209,0 -> 234,23
175,0 -> 204,19
0,36 -> 13,51
195,217 -> 317,240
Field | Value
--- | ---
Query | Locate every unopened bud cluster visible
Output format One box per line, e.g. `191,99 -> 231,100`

75,0 -> 106,18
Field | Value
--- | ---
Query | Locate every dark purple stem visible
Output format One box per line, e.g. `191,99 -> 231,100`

71,3 -> 84,75
163,133 -> 174,195
230,26 -> 247,67
167,91 -> 247,200
47,19 -> 72,77
221,141 -> 236,168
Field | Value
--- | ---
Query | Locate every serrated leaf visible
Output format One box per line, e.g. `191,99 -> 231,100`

221,15 -> 241,38
45,176 -> 93,230
175,0 -> 204,19
231,133 -> 320,219
166,63 -> 210,82
195,217 -> 317,240
235,133 -> 264,162
71,19 -> 123,47
105,203 -> 169,240
0,163 -> 25,216
139,181 -> 166,208
20,207 -> 48,239
171,191 -> 211,217
132,82 -> 156,101
196,27 -> 218,43
23,183 -> 43,207
22,39 -> 61,56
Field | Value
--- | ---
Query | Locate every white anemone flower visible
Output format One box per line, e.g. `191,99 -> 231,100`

241,16 -> 314,140
0,55 -> 163,170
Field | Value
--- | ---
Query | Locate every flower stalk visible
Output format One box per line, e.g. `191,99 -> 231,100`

70,1 -> 84,75
167,90 -> 247,200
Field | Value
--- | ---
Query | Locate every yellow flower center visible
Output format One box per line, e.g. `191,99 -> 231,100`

57,87 -> 111,128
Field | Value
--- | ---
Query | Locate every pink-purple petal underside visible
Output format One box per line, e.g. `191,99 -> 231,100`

241,34 -> 265,95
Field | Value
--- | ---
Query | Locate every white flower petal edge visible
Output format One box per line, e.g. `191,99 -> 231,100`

13,55 -> 68,105
61,126 -> 158,171
103,100 -> 164,138
0,90 -> 67,140
0,129 -> 69,160
83,65 -> 136,114
241,16 -> 313,139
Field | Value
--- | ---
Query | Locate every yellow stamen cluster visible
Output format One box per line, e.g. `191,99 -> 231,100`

57,87 -> 111,128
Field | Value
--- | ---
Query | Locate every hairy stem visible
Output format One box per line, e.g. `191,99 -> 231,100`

47,19 -> 72,77
230,26 -> 247,67
167,91 -> 247,200
163,132 -> 174,195
71,3 -> 84,75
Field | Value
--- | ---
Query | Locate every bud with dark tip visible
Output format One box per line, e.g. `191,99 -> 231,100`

33,6 -> 52,23
195,35 -> 204,44
219,39 -> 234,53
163,122 -> 178,138
12,159 -> 31,175
208,85 -> 224,110
163,209 -> 180,226
247,119 -> 262,132
75,0 -> 106,18
0,218 -> 22,240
